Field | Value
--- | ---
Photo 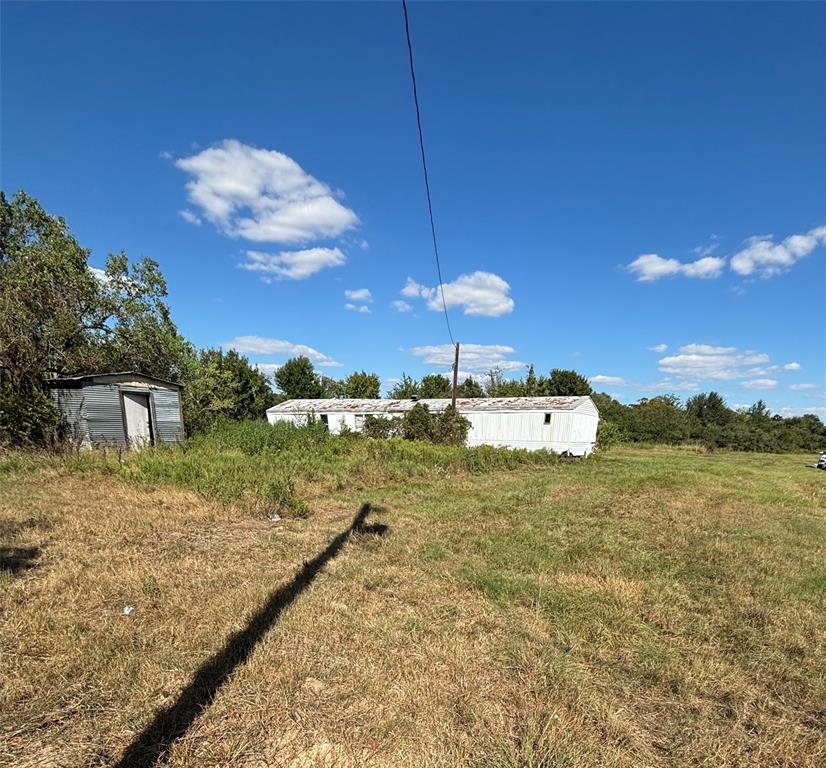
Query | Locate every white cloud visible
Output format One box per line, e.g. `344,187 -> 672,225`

390,300 -> 412,313
590,374 -> 626,386
175,139 -> 359,243
223,335 -> 342,367
658,344 -> 770,381
344,288 -> 372,302
730,226 -> 826,278
179,209 -> 202,226
639,378 -> 701,393
89,266 -> 109,284
410,343 -> 525,373
789,383 -> 820,391
628,253 -> 725,282
649,343 -> 668,353
776,406 -> 826,420
693,237 -> 720,258
254,363 -> 281,379
454,370 -> 483,382
783,362 -> 800,371
741,378 -> 778,390
345,303 -> 370,314
401,278 -> 425,298
240,247 -> 345,281
402,271 -> 514,317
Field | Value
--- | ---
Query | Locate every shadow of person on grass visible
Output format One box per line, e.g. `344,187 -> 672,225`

114,502 -> 388,768
0,546 -> 40,574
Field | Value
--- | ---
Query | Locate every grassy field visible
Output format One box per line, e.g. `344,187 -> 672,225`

1,442 -> 825,767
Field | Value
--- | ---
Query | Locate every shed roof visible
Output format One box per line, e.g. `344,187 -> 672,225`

268,396 -> 594,415
45,371 -> 182,389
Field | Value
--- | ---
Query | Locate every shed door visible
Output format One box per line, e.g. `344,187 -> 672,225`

123,392 -> 153,448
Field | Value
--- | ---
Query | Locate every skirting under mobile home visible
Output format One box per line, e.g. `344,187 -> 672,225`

267,396 -> 600,455
46,372 -> 184,449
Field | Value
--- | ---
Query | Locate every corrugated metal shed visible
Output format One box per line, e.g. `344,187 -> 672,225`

46,372 -> 183,449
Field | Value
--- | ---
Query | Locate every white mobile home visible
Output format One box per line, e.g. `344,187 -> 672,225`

267,396 -> 600,455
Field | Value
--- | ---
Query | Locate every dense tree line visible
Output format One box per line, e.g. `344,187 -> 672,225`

273,356 -> 380,400
1,191 -> 822,452
593,392 -> 826,452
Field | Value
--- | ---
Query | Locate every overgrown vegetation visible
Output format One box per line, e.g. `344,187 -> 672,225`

2,446 -> 824,766
363,403 -> 471,445
46,419 -> 558,516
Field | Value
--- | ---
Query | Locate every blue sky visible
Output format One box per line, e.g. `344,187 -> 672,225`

3,1 -> 825,415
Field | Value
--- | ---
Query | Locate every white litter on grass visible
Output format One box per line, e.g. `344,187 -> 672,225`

270,513 -> 282,522
122,605 -> 135,616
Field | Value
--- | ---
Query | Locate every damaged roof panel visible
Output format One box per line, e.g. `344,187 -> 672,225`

267,396 -> 594,415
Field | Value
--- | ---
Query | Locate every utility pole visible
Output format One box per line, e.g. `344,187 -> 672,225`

451,342 -> 460,409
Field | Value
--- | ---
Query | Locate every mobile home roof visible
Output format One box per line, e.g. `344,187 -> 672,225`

267,396 -> 596,415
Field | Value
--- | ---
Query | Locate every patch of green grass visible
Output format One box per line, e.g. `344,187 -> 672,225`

54,419 -> 564,515
2,445 -> 825,765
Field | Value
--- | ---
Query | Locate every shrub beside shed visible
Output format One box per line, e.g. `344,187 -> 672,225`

46,372 -> 183,449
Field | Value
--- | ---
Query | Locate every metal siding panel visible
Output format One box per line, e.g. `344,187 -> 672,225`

51,388 -> 89,445
151,389 -> 184,444
84,384 -> 127,447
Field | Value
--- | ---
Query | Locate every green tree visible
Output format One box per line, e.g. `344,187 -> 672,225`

525,364 -> 538,395
419,374 -> 452,398
543,368 -> 593,396
686,391 -> 730,426
433,405 -> 471,445
402,402 -> 435,440
0,191 -> 186,444
456,376 -> 484,398
318,374 -> 344,399
340,370 -> 380,398
88,252 -> 184,380
389,373 -> 419,399
1,191 -> 100,389
591,392 -> 632,440
631,395 -> 688,443
485,368 -> 526,397
747,399 -> 771,422
274,356 -> 323,399
181,348 -> 275,434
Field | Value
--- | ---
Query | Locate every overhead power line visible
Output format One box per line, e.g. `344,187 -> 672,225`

401,0 -> 455,346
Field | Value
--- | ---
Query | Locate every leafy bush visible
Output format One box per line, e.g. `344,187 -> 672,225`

596,420 -> 624,449
402,402 -> 435,441
362,415 -> 403,439
392,403 -> 471,445
432,406 -> 471,446
0,384 -> 59,447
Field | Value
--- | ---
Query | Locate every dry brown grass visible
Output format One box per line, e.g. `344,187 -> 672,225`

2,447 -> 825,767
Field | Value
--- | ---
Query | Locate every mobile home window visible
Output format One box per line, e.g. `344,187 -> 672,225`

544,413 -> 552,425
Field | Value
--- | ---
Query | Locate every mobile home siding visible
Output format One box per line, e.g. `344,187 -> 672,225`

268,396 -> 600,455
